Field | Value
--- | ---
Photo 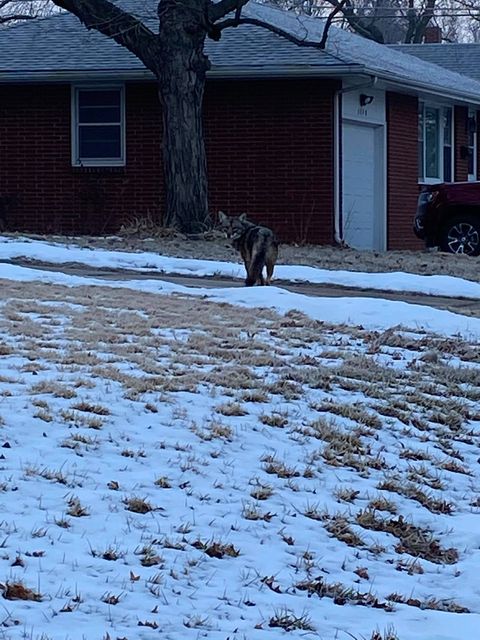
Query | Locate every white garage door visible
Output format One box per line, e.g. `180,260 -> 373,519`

342,122 -> 385,250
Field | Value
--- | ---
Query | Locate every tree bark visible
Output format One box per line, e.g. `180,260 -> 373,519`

157,1 -> 211,233
52,0 -> 212,234
44,0 -> 346,232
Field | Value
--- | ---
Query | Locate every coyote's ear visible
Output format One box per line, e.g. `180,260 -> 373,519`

218,211 -> 227,223
239,213 -> 247,221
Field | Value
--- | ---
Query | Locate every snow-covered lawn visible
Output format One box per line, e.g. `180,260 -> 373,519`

0,241 -> 479,639
2,237 -> 480,341
2,235 -> 480,299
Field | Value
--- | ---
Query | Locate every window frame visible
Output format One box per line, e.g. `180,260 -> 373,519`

71,84 -> 126,167
468,108 -> 477,182
418,101 -> 454,185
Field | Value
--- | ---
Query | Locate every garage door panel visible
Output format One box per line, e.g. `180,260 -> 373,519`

342,122 -> 384,251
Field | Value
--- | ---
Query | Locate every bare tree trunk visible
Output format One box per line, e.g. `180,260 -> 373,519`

50,0 -> 212,234
18,0 -> 343,232
157,0 -> 210,233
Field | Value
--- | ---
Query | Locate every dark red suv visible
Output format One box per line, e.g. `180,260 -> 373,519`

414,182 -> 480,255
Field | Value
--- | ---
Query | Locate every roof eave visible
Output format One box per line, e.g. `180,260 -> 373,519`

2,65 -> 479,104
371,69 -> 480,106
208,64 -> 363,78
0,64 -> 364,84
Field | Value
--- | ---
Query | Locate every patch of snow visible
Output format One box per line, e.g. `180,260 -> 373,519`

2,236 -> 480,299
2,262 -> 479,340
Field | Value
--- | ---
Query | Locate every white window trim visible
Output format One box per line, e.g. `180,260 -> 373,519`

71,84 -> 126,167
468,108 -> 477,182
418,101 -> 454,185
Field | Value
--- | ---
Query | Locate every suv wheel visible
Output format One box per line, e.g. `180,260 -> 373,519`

439,215 -> 480,256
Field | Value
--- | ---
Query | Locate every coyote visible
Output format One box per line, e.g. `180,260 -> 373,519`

218,211 -> 279,286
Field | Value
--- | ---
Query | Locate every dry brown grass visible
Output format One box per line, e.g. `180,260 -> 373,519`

0,275 -> 477,638
369,628 -> 400,640
66,496 -> 90,517
324,514 -> 366,548
191,539 -> 240,559
356,509 -> 458,564
313,400 -> 382,429
71,401 -> 110,416
387,592 -> 469,613
268,609 -> 315,632
2,581 -> 42,601
377,478 -> 454,514
296,576 -> 392,610
334,486 -> 360,504
215,402 -> 247,417
242,503 -> 275,522
259,412 -> 289,428
124,496 -> 155,514
249,479 -> 274,501
262,454 -> 300,479
30,380 -> 77,398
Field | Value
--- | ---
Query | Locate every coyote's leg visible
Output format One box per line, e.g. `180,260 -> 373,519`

265,246 -> 278,285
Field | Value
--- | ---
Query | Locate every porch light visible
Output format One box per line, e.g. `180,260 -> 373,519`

359,94 -> 374,106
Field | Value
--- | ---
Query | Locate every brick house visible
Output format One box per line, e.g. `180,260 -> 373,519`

1,2 -> 480,250
393,41 -> 480,193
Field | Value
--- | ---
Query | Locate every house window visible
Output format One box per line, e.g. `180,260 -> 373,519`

72,86 -> 125,166
418,102 -> 453,183
443,108 -> 452,182
468,109 -> 477,181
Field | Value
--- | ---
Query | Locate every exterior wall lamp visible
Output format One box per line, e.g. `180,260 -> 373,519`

359,94 -> 374,106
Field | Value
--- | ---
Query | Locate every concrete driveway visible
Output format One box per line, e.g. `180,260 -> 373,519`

5,258 -> 480,318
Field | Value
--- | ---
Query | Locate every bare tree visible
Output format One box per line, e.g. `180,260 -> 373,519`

266,0 -> 441,43
0,0 -> 342,233
0,0 -> 52,24
454,0 -> 480,41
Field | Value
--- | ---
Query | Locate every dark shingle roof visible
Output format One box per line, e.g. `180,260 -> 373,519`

390,44 -> 480,83
2,1 -> 480,103
0,5 -> 349,76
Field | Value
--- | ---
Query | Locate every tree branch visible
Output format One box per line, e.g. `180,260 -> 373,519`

208,0 -> 250,23
319,0 -> 347,48
0,15 -> 34,24
412,0 -> 436,43
50,0 -> 157,66
216,15 -> 329,49
324,0 -> 386,43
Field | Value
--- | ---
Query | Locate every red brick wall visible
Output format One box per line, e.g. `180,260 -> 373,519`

0,79 -> 337,243
386,92 -> 423,250
0,83 -> 162,234
454,105 -> 469,182
205,79 -> 338,244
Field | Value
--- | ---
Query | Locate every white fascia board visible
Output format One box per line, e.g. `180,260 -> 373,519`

372,71 -> 480,107
207,64 -> 363,78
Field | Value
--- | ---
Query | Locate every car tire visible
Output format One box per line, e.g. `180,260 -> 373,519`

439,215 -> 480,256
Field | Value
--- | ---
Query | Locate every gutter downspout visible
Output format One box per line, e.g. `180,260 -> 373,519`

334,76 -> 378,245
